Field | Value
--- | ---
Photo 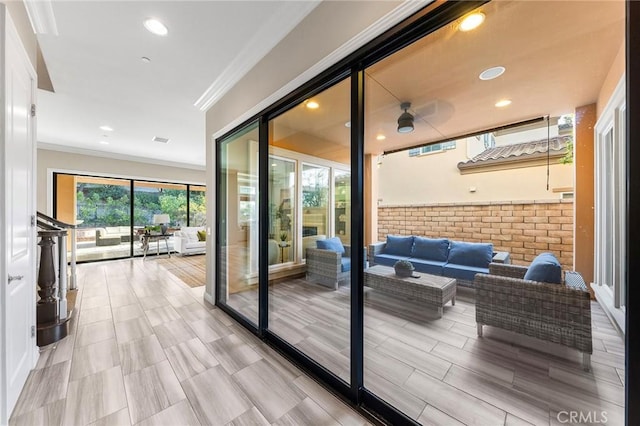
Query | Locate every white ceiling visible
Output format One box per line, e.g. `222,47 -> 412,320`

36,0 -> 320,168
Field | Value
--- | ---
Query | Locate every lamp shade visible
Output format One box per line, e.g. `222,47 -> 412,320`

153,214 -> 170,224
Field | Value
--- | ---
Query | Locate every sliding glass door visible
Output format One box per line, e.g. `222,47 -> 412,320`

267,78 -> 352,383
54,173 -> 205,262
217,122 -> 260,325
213,1 -> 629,424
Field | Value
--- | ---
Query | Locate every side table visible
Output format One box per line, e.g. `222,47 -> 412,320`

140,233 -> 173,259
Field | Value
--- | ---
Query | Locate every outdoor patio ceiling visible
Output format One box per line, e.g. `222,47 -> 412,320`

270,0 -> 623,159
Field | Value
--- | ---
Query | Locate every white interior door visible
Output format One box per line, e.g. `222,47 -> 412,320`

1,6 -> 37,423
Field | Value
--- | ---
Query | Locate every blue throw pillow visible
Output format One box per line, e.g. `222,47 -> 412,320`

447,241 -> 493,268
412,237 -> 449,262
317,237 -> 345,255
523,252 -> 562,284
385,235 -> 414,256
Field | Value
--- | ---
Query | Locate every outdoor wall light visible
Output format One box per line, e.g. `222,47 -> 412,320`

397,102 -> 414,133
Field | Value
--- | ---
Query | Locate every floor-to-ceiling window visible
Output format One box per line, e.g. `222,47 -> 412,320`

54,173 -> 205,262
218,122 -> 259,325
55,175 -> 132,261
189,185 -> 207,226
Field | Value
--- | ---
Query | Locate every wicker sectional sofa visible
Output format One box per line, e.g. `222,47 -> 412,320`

369,235 -> 510,288
475,262 -> 592,370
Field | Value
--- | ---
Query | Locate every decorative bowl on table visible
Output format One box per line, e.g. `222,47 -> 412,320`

393,259 -> 415,278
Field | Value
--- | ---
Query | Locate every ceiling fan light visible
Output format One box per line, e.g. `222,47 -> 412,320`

397,102 -> 414,133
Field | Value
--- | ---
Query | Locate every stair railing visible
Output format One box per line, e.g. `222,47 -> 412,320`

36,212 -> 77,321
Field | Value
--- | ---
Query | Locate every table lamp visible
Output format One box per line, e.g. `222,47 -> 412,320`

153,214 -> 170,234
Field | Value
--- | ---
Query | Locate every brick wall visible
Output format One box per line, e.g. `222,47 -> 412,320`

377,200 -> 574,271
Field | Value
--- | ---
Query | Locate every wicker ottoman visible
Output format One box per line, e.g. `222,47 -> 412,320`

364,265 -> 456,317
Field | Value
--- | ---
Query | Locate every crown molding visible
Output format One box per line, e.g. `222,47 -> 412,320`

23,0 -> 58,35
194,1 -> 321,111
211,0 -> 432,140
37,142 -> 205,171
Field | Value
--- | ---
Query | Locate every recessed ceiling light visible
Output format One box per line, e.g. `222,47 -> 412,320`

99,125 -> 113,132
99,141 -> 109,145
495,99 -> 512,108
376,134 -> 386,141
459,12 -> 485,32
144,19 -> 168,36
344,121 -> 351,128
271,163 -> 277,167
306,100 -> 319,109
479,66 -> 505,81
141,57 -> 151,63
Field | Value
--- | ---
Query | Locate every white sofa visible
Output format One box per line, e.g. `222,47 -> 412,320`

174,226 -> 206,255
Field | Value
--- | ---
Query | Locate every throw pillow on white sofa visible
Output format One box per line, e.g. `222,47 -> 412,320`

177,226 -> 204,242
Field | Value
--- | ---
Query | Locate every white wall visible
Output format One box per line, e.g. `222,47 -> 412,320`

37,148 -> 205,214
378,139 -> 574,205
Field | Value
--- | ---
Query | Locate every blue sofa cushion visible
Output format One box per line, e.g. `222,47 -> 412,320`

408,258 -> 446,275
317,237 -> 345,255
412,237 -> 449,262
373,253 -> 409,268
448,241 -> 493,268
341,258 -> 351,272
385,235 -> 414,256
523,252 -> 562,284
443,263 -> 489,282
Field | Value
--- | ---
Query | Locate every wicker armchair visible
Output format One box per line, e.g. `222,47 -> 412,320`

306,245 -> 367,290
475,263 -> 593,370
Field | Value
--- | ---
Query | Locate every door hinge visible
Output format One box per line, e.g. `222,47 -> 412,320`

30,104 -> 36,117
31,325 -> 35,338
31,215 -> 36,227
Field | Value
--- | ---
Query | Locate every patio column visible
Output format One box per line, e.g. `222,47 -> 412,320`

575,103 -> 596,296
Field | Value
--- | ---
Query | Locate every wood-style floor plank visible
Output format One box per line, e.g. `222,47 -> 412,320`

10,257 -> 624,426
233,359 -> 305,423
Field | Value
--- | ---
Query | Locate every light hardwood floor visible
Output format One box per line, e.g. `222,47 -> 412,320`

9,259 -> 369,426
228,279 -> 625,426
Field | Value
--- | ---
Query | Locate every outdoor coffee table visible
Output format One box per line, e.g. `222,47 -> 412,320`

364,265 -> 456,317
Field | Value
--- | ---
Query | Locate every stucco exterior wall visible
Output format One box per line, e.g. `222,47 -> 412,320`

378,200 -> 574,271
378,140 -> 574,205
597,40 -> 624,118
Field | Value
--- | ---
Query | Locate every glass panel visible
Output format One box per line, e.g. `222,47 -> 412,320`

268,78 -> 351,383
218,122 -> 259,324
133,181 -> 187,256
301,164 -> 330,253
334,170 -> 350,244
189,185 -> 207,226
56,174 -> 132,262
362,1 -> 625,422
269,157 -> 296,263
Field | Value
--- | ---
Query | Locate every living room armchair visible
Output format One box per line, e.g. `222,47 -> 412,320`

475,258 -> 593,370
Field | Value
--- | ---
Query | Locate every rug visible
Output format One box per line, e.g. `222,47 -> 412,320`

154,254 -> 206,287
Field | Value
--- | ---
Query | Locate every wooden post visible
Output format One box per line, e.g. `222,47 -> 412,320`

36,230 -> 69,346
